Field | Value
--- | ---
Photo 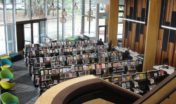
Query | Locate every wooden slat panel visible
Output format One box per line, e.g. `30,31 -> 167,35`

131,23 -> 137,50
156,40 -> 162,64
126,0 -> 131,16
135,42 -> 139,52
174,0 -> 176,11
159,29 -> 164,40
168,43 -> 174,65
131,0 -> 134,7
161,51 -> 168,64
165,0 -> 171,22
168,0 -> 174,22
128,31 -> 132,48
122,20 -> 126,47
139,34 -> 144,53
142,0 -> 146,8
156,29 -> 164,64
143,25 -> 147,52
173,48 -> 176,67
137,0 -> 142,17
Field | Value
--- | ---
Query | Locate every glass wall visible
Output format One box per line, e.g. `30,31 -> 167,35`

74,0 -> 81,35
47,19 -> 57,40
24,24 -> 31,45
0,0 -> 101,55
16,0 -> 30,21
0,0 -> 6,55
64,0 -> 72,38
83,0 -> 97,37
31,0 -> 45,19
0,26 -> 6,55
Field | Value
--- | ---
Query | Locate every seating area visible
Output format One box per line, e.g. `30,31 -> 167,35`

0,59 -> 19,104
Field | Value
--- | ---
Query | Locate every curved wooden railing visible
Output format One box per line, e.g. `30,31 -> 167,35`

35,75 -> 141,104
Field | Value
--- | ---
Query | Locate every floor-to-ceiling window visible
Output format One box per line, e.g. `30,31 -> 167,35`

0,0 -> 102,54
0,0 -> 6,55
31,0 -> 45,19
82,0 -> 96,37
15,0 -> 30,21
46,0 -> 57,40
5,0 -> 16,53
74,0 -> 81,36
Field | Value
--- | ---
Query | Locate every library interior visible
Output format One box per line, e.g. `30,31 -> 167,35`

0,0 -> 175,104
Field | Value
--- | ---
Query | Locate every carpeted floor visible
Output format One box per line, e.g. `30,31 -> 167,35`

12,60 -> 39,104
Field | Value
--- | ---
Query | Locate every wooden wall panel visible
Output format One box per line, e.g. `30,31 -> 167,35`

168,43 -> 174,65
126,0 -> 131,16
137,0 -> 142,17
108,0 -> 118,46
174,0 -> 176,11
155,0 -> 176,67
123,0 -> 148,54
123,0 -> 176,68
139,35 -> 144,53
166,0 -> 171,22
122,20 -> 126,47
156,29 -> 164,64
131,23 -> 136,50
173,44 -> 176,67
156,40 -> 162,64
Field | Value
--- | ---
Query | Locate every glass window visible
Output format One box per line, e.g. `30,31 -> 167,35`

0,25 -> 6,55
47,19 -> 57,40
0,1 -> 3,25
47,0 -> 58,19
83,0 -> 96,37
5,0 -> 13,23
58,1 -> 63,40
7,23 -> 15,52
31,0 -> 45,19
64,0 -> 72,38
84,0 -> 90,34
33,23 -> 39,43
74,0 -> 81,36
24,24 -> 31,45
16,0 -> 30,21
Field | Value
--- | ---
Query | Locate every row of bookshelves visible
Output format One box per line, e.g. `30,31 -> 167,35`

43,40 -> 98,48
33,68 -> 167,95
24,40 -> 99,53
27,62 -> 144,94
27,51 -> 127,67
24,45 -> 109,60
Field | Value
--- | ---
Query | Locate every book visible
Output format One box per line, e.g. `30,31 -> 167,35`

102,63 -> 106,69
92,64 -> 95,70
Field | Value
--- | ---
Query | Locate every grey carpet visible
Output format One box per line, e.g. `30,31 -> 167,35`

12,60 -> 39,104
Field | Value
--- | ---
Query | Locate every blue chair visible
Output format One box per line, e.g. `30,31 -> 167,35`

1,59 -> 13,68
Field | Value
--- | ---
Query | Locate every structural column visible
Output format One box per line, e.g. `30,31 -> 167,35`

108,0 -> 118,46
143,0 -> 162,71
